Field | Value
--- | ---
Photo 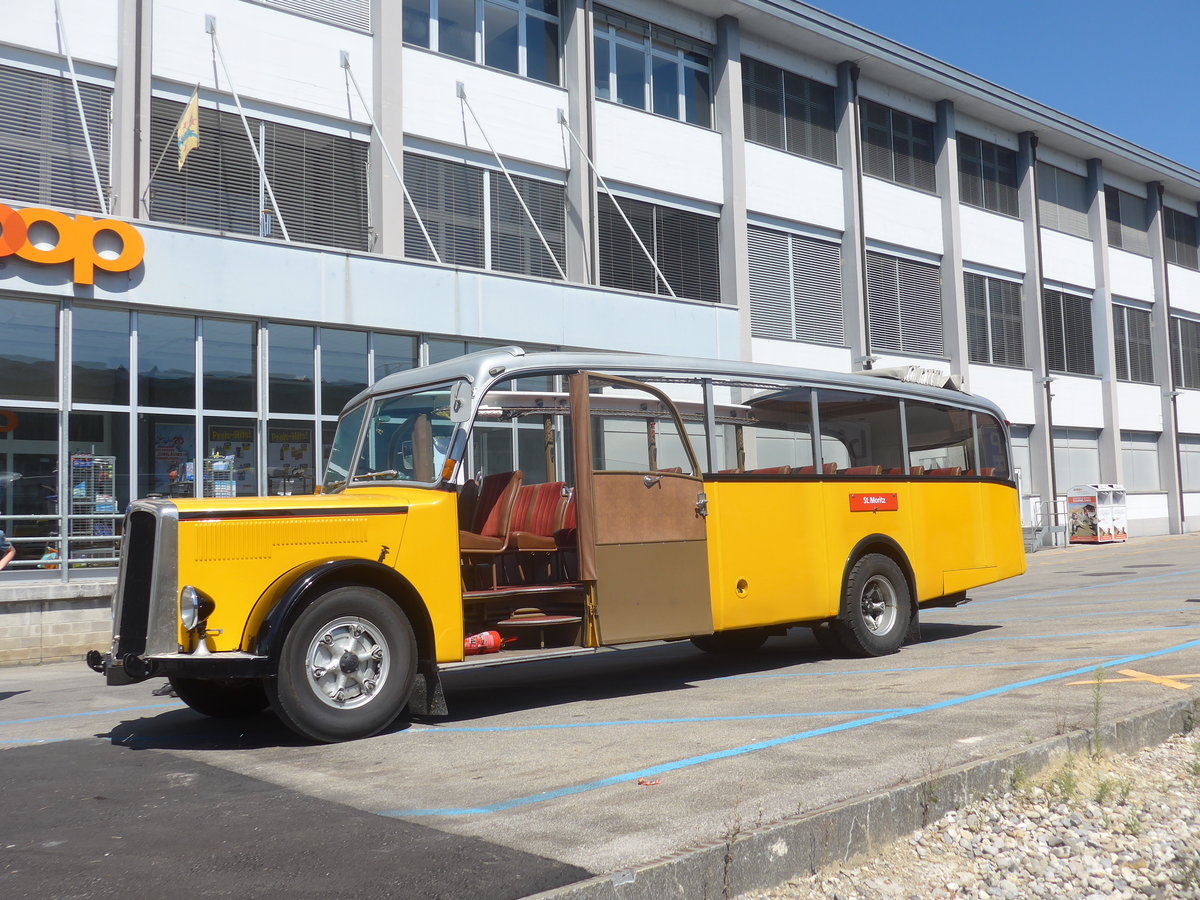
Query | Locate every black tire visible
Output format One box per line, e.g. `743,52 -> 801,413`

169,677 -> 269,718
267,586 -> 417,743
810,622 -> 849,656
691,628 -> 769,655
833,553 -> 912,657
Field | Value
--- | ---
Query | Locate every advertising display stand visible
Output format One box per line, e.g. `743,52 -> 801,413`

1067,484 -> 1127,544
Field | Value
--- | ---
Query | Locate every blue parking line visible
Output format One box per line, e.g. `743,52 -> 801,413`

406,709 -> 914,734
0,737 -> 65,746
980,608 -> 1184,624
0,702 -> 182,728
380,637 -> 1200,817
968,568 -> 1200,606
729,655 -> 1121,679
968,624 -> 1200,642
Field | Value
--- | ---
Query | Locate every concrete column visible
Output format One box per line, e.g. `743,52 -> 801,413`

714,16 -> 750,360
112,0 -> 152,219
935,100 -> 968,389
369,0 -> 405,256
1146,182 -> 1184,533
562,0 -> 595,284
1086,158 -> 1122,484
836,62 -> 868,369
1019,133 -> 1057,520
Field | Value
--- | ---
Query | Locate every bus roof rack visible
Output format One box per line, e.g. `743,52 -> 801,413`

861,366 -> 964,391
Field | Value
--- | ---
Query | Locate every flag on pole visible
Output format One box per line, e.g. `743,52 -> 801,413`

176,88 -> 200,170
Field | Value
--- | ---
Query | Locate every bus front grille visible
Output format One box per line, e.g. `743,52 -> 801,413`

114,510 -> 157,658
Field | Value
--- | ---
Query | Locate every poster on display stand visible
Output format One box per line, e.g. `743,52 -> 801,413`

206,425 -> 257,496
268,427 -> 314,495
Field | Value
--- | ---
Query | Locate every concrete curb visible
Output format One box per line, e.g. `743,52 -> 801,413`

527,696 -> 1199,900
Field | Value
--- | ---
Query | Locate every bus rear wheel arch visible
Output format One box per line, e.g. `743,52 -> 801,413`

834,552 -> 912,657
267,584 -> 418,743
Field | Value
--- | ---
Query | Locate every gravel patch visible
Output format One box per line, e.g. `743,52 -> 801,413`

742,730 -> 1200,900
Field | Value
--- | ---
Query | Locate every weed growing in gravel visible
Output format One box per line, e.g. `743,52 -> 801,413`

1009,763 -> 1029,794
1049,758 -> 1079,800
1093,777 -> 1117,804
1124,814 -> 1142,836
1187,743 -> 1200,782
1117,777 -> 1133,805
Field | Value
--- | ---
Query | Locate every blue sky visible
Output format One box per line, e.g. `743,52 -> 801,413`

803,1 -> 1200,171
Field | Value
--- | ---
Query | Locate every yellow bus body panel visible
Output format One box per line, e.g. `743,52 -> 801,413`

171,488 -> 463,661
706,478 -> 1024,629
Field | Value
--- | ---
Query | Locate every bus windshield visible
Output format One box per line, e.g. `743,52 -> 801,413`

347,383 -> 461,486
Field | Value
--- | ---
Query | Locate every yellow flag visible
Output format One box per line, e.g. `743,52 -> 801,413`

176,89 -> 200,171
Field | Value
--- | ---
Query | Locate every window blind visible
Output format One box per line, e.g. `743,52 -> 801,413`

1165,207 -> 1200,269
1171,316 -> 1200,389
1043,288 -> 1094,375
150,98 -> 368,250
964,272 -> 1024,367
1112,304 -> 1154,384
748,225 -> 842,344
1105,187 -> 1149,255
597,193 -> 720,302
403,153 -> 485,267
0,64 -> 112,212
866,251 -> 942,356
957,133 -> 1018,217
251,0 -> 370,31
860,100 -> 935,193
1037,163 -> 1090,239
490,172 -> 566,279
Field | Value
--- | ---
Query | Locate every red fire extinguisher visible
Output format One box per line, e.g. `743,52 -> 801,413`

463,631 -> 512,655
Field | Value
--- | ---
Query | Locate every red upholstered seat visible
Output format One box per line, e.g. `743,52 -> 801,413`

926,466 -> 963,476
839,465 -> 884,476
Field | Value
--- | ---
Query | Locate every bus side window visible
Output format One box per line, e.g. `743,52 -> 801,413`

816,390 -> 903,474
904,400 -> 975,475
974,413 -> 1011,479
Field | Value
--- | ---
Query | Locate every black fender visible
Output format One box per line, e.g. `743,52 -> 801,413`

250,558 -> 435,670
838,534 -> 921,644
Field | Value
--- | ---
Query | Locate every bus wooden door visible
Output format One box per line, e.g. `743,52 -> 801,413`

568,373 -> 713,644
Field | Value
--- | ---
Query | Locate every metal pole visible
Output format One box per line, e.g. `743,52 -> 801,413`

458,83 -> 567,281
556,108 -> 677,298
54,0 -> 109,215
206,16 -> 290,241
340,52 -> 442,264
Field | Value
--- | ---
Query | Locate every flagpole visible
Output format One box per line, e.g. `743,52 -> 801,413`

140,84 -> 201,217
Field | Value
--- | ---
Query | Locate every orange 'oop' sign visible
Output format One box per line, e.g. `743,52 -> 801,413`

0,203 -> 145,286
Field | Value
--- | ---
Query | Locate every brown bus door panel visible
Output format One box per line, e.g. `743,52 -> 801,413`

569,373 -> 713,645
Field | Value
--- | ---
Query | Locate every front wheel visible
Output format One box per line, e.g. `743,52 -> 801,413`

169,677 -> 269,718
833,554 -> 911,657
267,586 -> 417,743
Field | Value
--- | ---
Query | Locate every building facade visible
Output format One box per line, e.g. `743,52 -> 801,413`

2,0 -> 1200,573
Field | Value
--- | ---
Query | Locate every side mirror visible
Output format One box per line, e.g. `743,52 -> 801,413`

449,381 -> 473,423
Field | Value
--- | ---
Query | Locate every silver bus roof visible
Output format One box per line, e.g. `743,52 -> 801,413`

346,347 -> 1006,421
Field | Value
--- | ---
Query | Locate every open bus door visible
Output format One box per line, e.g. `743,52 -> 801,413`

568,373 -> 713,644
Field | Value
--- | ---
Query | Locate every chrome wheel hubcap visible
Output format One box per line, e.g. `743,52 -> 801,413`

305,617 -> 389,709
860,575 -> 898,635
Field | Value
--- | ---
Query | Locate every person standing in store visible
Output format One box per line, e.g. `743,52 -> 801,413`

0,530 -> 14,571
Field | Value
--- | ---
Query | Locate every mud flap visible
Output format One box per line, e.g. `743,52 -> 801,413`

903,605 -> 921,645
406,659 -> 448,716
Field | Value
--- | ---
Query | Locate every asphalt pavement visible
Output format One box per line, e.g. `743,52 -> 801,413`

2,534 -> 1199,898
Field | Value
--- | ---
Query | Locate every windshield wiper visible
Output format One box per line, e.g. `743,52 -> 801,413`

351,469 -> 401,482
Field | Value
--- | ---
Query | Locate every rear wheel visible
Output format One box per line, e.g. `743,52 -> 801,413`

833,554 -> 911,657
691,628 -> 769,655
267,586 -> 417,743
169,677 -> 269,718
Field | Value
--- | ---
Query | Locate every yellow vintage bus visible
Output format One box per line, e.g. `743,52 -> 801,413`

88,348 -> 1025,742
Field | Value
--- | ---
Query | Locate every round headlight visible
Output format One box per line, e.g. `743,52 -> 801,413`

180,585 -> 202,631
